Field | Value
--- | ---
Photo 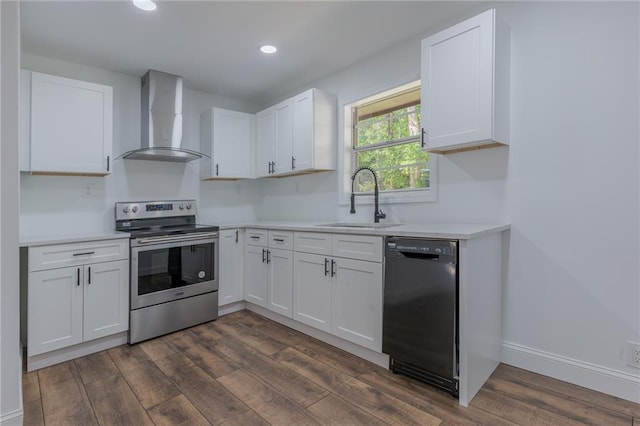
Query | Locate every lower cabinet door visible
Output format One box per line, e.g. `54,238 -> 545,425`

244,245 -> 268,307
28,266 -> 84,356
83,260 -> 129,341
293,252 -> 331,332
332,258 -> 383,351
219,229 -> 244,306
268,248 -> 293,318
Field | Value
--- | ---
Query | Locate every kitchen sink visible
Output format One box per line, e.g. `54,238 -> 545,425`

317,222 -> 402,229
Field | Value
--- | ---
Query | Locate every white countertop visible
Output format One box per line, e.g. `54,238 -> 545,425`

18,222 -> 509,247
20,231 -> 131,247
217,221 -> 510,240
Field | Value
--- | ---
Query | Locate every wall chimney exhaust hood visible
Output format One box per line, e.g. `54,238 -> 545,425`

120,69 -> 207,162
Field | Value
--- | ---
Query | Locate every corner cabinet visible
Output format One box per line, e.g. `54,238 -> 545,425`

22,71 -> 113,175
25,238 -> 129,368
421,9 -> 510,154
255,88 -> 336,177
200,108 -> 254,180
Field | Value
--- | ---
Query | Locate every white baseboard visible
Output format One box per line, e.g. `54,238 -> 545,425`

246,303 -> 389,369
502,341 -> 640,403
0,408 -> 23,426
27,332 -> 128,371
219,301 -> 246,316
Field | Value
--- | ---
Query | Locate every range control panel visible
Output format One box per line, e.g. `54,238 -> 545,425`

115,200 -> 197,221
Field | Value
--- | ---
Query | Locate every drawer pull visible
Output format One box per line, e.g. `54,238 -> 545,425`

250,236 -> 260,240
73,251 -> 95,256
273,238 -> 285,242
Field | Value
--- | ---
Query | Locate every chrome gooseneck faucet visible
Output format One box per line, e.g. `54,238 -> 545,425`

350,166 -> 386,223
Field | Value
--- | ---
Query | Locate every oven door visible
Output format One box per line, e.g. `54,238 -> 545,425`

130,235 -> 218,310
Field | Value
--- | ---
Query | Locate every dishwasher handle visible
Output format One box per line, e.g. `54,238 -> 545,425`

386,237 -> 457,264
395,251 -> 441,261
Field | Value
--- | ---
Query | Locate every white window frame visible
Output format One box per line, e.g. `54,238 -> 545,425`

340,80 -> 437,206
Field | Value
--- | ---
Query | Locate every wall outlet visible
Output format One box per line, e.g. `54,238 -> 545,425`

627,341 -> 640,368
82,184 -> 94,199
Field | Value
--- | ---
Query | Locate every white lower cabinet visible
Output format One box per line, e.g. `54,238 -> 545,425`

268,248 -> 293,317
332,258 -> 383,351
82,260 -> 129,341
219,229 -> 244,306
26,238 -> 129,359
292,232 -> 383,352
293,252 -> 332,332
28,266 -> 84,355
244,244 -> 268,307
28,258 -> 128,356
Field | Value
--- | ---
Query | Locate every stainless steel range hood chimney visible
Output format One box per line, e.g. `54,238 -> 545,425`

121,69 -> 205,162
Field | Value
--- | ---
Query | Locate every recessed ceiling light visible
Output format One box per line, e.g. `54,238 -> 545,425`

133,0 -> 157,11
259,45 -> 278,54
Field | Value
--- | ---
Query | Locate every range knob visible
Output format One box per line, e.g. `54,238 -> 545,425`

179,203 -> 185,210
131,205 -> 139,213
186,203 -> 192,210
122,206 -> 129,213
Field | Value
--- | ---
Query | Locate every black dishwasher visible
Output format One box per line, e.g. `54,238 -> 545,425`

382,236 -> 459,396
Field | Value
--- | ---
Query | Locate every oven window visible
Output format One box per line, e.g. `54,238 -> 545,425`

137,243 -> 214,296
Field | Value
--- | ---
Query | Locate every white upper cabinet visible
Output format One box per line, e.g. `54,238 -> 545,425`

255,107 -> 276,178
25,71 -> 113,175
255,88 -> 336,177
200,107 -> 254,180
421,9 -> 509,154
274,99 -> 294,174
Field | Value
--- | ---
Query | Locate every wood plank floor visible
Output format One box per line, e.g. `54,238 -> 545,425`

23,310 -> 640,425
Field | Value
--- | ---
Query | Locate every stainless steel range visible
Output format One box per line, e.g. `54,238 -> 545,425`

115,200 -> 219,344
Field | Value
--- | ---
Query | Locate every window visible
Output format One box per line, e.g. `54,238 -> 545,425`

349,83 -> 432,198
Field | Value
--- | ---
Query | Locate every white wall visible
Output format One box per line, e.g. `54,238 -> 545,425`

19,53 -> 262,237
14,0 -> 640,404
257,2 -> 640,401
1,2 -> 23,424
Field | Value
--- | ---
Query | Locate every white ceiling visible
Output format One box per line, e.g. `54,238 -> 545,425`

20,1 -> 477,105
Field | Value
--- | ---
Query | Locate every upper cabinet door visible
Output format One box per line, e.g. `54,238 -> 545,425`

29,72 -> 113,175
201,108 -> 254,180
273,98 -> 293,174
292,89 -> 314,172
255,107 -> 275,178
421,9 -> 509,154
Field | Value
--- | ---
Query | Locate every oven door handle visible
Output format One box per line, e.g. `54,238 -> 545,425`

135,232 -> 219,245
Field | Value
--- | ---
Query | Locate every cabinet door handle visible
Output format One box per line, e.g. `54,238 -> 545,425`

331,259 -> 336,277
107,155 -> 110,172
421,128 -> 427,148
291,156 -> 296,170
77,268 -> 80,286
235,230 -> 239,243
215,163 -> 219,176
262,248 -> 266,263
266,250 -> 271,264
324,258 -> 329,276
87,266 -> 91,284
73,251 -> 95,256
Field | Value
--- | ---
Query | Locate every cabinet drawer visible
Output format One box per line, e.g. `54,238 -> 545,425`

294,232 -> 332,255
268,230 -> 294,250
28,239 -> 129,272
331,234 -> 383,263
246,228 -> 268,246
